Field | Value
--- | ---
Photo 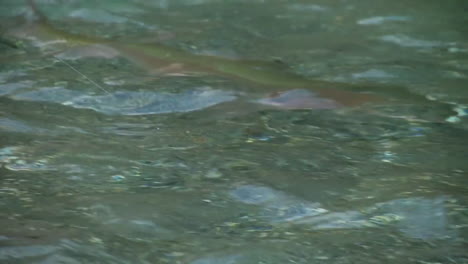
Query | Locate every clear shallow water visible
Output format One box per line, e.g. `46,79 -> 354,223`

1,0 -> 467,263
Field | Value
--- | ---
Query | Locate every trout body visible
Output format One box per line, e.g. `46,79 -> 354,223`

16,0 -> 404,108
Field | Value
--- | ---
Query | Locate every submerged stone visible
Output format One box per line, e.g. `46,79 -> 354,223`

230,185 -> 327,222
351,69 -> 394,80
294,211 -> 371,229
5,159 -> 53,171
229,185 -> 278,205
295,196 -> 453,240
68,8 -> 129,24
11,87 -> 81,103
357,16 -> 410,25
255,89 -> 341,110
0,80 -> 34,96
87,204 -> 172,240
379,34 -> 448,48
230,185 -> 453,240
190,254 -> 243,264
0,245 -> 59,260
297,197 -> 453,240
11,86 -> 236,115
67,88 -> 236,115
371,196 -> 452,240
0,118 -> 48,134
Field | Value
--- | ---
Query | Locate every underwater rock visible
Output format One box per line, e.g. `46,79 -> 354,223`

294,211 -> 371,230
0,117 -> 48,134
10,86 -> 236,115
67,88 -> 236,115
351,69 -> 394,80
87,204 -> 172,241
68,8 -> 129,24
0,239 -> 130,263
379,34 -> 449,48
230,185 -> 278,205
5,159 -> 53,171
0,146 -> 20,163
230,185 -> 453,240
371,196 -> 452,240
0,245 -> 59,260
230,185 -> 328,223
11,86 -> 81,103
188,248 -> 305,264
296,196 -> 452,240
287,4 -> 328,12
357,16 -> 410,25
0,80 -> 34,96
255,89 -> 341,110
190,254 -> 243,264
0,71 -> 27,83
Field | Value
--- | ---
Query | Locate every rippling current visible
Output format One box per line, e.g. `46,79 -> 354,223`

1,0 -> 467,263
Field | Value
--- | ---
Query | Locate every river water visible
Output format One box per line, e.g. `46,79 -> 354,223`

1,0 -> 467,263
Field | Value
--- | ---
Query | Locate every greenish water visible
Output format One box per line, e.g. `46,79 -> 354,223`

1,0 -> 467,263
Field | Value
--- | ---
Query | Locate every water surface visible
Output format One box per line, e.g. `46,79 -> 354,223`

0,0 -> 467,263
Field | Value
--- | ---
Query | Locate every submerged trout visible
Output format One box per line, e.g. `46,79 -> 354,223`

10,0 -> 419,109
